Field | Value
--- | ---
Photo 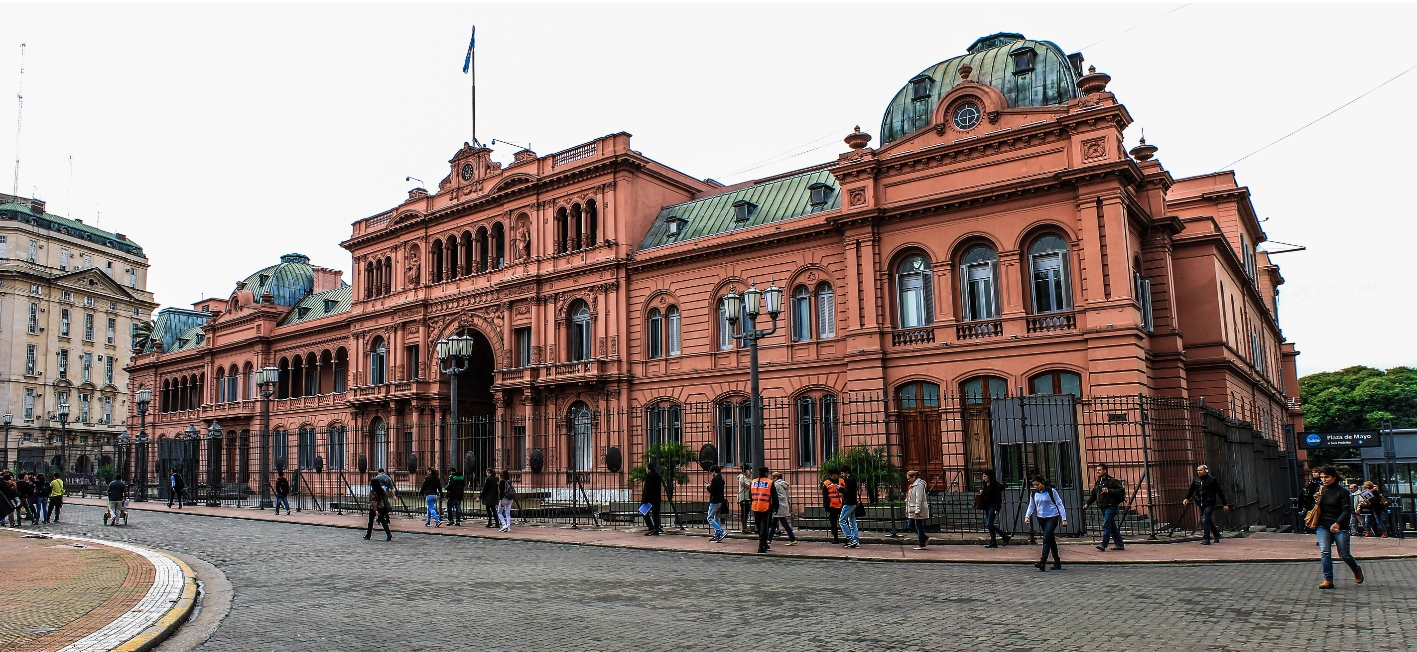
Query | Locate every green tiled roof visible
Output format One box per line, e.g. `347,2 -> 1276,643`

240,254 -> 316,307
0,201 -> 146,257
280,285 -> 352,326
638,169 -> 840,251
147,307 -> 210,354
170,325 -> 207,353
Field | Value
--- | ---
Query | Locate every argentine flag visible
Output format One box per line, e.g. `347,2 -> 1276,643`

462,27 -> 475,74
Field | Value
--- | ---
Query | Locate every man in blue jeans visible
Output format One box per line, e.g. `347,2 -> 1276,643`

1085,463 -> 1126,551
838,467 -> 861,548
274,470 -> 292,515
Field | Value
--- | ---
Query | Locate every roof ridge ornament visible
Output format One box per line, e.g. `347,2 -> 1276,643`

1129,129 -> 1159,162
844,126 -> 872,150
959,63 -> 973,81
1077,64 -> 1111,95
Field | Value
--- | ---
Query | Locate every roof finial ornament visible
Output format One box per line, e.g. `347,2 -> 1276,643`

959,63 -> 973,81
844,126 -> 872,150
1129,128 -> 1159,162
1077,64 -> 1111,95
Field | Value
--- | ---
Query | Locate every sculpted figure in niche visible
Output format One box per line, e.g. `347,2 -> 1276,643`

514,223 -> 532,260
405,259 -> 421,285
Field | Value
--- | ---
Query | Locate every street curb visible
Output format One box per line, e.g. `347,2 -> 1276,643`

3,527 -> 198,652
63,499 -> 1417,565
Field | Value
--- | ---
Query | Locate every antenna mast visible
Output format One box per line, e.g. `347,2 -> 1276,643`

13,43 -> 25,197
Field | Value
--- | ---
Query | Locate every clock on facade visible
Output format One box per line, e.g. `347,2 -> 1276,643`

460,163 -> 475,181
952,102 -> 981,131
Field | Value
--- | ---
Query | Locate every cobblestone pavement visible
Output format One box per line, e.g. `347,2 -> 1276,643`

28,504 -> 1417,651
0,528 -> 154,651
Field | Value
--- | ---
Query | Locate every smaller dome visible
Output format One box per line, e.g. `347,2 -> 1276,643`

239,253 -> 316,307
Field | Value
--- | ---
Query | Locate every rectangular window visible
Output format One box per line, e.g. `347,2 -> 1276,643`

103,396 -> 113,424
28,240 -> 37,263
80,394 -> 91,422
511,425 -> 527,471
0,234 -> 6,257
1135,274 -> 1154,332
128,269 -> 137,288
797,397 -> 816,466
104,261 -> 113,277
963,262 -> 998,321
106,356 -> 114,384
328,427 -> 346,470
82,352 -> 92,382
24,388 -> 35,419
821,396 -> 839,460
299,428 -> 317,470
999,443 -> 1026,488
275,430 -> 289,468
84,296 -> 94,307
25,344 -> 36,375
28,302 -> 38,333
648,311 -> 663,359
405,344 -> 420,380
58,349 -> 69,379
107,301 -> 116,311
1031,252 -> 1069,313
83,254 -> 92,269
716,402 -> 736,466
817,287 -> 836,338
791,290 -> 811,341
60,249 -> 69,270
60,308 -> 70,336
107,318 -> 116,345
666,308 -> 681,356
84,313 -> 94,340
515,327 -> 532,366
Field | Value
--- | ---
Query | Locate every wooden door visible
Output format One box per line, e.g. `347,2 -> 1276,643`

897,382 -> 944,490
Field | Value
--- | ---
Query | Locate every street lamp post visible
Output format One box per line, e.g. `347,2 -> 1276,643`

724,282 -> 784,470
134,389 -> 151,501
56,402 -> 71,479
183,424 -> 200,506
207,421 -> 222,506
3,412 -> 12,472
437,334 -> 474,473
255,366 -> 280,508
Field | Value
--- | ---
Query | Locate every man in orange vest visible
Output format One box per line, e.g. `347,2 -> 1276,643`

822,469 -> 845,544
750,467 -> 777,554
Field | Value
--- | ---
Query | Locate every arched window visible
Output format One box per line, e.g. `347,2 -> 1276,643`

364,261 -> 375,297
430,240 -> 444,283
333,348 -> 348,393
571,203 -> 584,251
646,402 -> 681,447
791,285 -> 811,341
896,254 -> 934,328
666,306 -> 681,356
447,235 -> 460,279
816,283 -> 836,339
569,301 -> 592,361
796,396 -> 817,466
647,308 -> 663,359
568,402 -> 594,471
226,365 -> 239,403
475,226 -> 489,273
298,425 -> 317,469
161,379 -> 170,412
370,418 -> 387,471
327,423 -> 347,470
962,376 -> 1009,404
243,362 -> 254,400
277,359 -> 290,399
1029,234 -> 1072,314
490,222 -> 505,269
215,367 -> 227,403
369,337 -> 387,385
555,207 -> 569,254
585,199 -> 598,246
960,245 -> 999,321
290,355 -> 304,398
304,352 -> 318,395
383,257 -> 392,295
1031,370 -> 1082,397
717,297 -> 743,351
716,398 -> 754,467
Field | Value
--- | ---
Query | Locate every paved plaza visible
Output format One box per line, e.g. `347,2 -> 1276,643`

19,503 -> 1417,651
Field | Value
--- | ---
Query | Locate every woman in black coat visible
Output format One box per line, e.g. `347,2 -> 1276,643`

1311,465 -> 1362,589
365,479 -> 393,541
978,470 -> 1011,547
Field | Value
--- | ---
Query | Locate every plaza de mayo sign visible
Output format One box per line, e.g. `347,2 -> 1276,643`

1300,430 -> 1382,449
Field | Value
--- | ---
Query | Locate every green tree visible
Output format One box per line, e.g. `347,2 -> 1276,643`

817,445 -> 901,504
131,319 -> 156,352
628,442 -> 698,499
1299,366 -> 1417,467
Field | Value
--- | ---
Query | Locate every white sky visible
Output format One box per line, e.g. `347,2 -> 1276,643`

2,3 -> 1412,377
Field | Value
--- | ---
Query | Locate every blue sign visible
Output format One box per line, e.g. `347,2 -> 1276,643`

1300,431 -> 1382,449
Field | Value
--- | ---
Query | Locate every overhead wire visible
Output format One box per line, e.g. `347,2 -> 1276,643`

1077,4 -> 1191,51
717,128 -> 852,181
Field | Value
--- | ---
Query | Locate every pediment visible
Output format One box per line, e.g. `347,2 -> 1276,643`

52,268 -> 138,301
488,173 -> 536,195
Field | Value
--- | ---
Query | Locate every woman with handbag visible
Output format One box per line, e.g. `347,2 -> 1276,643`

365,478 -> 392,541
1309,466 -> 1362,589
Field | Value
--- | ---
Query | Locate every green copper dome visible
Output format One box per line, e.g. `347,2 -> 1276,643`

239,253 -> 316,307
879,33 -> 1082,146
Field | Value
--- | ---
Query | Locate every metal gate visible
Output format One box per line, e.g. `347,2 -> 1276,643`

992,395 -> 1086,535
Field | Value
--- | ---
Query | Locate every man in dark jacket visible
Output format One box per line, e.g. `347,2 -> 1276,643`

642,463 -> 664,536
1183,465 -> 1230,545
0,473 -> 17,525
274,470 -> 292,515
705,465 -> 728,542
1085,463 -> 1126,551
480,467 -> 500,528
749,466 -> 778,554
168,470 -> 185,509
445,468 -> 466,526
105,475 -> 128,526
839,468 -> 862,548
15,474 -> 34,525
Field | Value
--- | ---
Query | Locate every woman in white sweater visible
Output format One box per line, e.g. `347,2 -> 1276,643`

1023,476 -> 1068,571
905,470 -> 931,550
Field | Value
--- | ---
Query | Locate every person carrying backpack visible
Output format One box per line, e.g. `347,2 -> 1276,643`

1024,476 -> 1068,571
274,470 -> 292,516
445,468 -> 466,526
168,470 -> 185,509
1085,463 -> 1126,551
1360,481 -> 1389,538
421,468 -> 442,527
365,478 -> 392,541
497,470 -> 516,532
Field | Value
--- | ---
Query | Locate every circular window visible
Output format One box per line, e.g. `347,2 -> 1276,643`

952,102 -> 981,131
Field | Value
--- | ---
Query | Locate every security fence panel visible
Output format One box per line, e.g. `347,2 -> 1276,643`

990,395 -> 1085,536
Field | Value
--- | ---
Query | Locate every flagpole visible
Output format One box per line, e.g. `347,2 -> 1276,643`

470,46 -> 476,146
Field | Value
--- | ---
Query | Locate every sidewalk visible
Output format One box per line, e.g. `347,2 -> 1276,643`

0,527 -> 197,652
64,497 -> 1416,564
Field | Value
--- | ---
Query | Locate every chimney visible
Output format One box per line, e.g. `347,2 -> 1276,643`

30,198 -> 45,214
311,267 -> 344,293
115,233 -> 127,241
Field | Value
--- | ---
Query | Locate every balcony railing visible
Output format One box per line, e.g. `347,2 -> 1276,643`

891,327 -> 935,346
1026,313 -> 1077,334
956,320 -> 1003,341
552,359 -> 601,377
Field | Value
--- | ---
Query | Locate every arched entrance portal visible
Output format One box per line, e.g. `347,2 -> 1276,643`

445,328 -> 497,477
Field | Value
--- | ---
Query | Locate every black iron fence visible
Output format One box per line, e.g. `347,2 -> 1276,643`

37,392 -> 1297,539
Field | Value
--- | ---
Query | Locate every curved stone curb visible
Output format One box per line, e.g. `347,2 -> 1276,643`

15,530 -> 198,652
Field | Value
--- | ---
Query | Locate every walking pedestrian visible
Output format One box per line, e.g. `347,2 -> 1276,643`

480,467 -> 500,528
1085,463 -> 1126,551
421,468 -> 443,527
168,470 -> 185,509
15,473 -> 35,525
445,468 -> 465,526
274,470 -> 292,515
905,470 -> 930,550
105,475 -> 128,526
1347,483 -> 1363,537
47,474 -> 65,522
1360,481 -> 1389,538
375,468 -> 394,506
978,470 -> 1010,547
1182,465 -> 1230,544
36,473 -> 51,523
749,467 -> 776,554
0,473 -> 18,527
768,471 -> 797,545
839,467 -> 862,548
705,465 -> 728,542
641,463 -> 664,535
736,464 -> 753,534
1024,476 -> 1067,571
1310,465 -> 1363,589
821,469 -> 844,544
365,477 -> 392,541
497,470 -> 516,532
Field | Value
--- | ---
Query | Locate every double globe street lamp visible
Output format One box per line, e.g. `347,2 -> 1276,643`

133,388 -> 152,499
436,334 -> 476,472
255,366 -> 281,508
56,402 -> 71,477
722,282 -> 783,469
